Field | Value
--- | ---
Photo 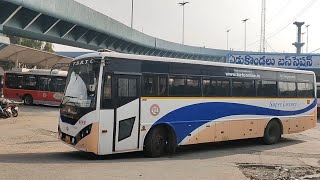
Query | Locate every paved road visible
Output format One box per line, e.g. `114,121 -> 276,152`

0,105 -> 319,180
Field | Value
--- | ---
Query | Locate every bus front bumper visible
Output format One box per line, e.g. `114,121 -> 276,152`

58,123 -> 99,154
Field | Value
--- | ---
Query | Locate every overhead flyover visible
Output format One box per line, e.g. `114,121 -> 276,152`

0,0 -> 234,62
0,33 -> 10,51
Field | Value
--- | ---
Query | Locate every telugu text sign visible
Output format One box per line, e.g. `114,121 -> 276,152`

227,54 -> 320,69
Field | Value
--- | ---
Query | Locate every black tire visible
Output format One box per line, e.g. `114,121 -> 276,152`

12,109 -> 18,117
24,95 -> 33,105
263,120 -> 281,145
144,127 -> 167,158
4,110 -> 10,118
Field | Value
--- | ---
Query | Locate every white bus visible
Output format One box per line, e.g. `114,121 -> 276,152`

58,52 -> 317,157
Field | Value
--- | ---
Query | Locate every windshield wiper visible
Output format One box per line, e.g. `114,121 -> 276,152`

64,95 -> 77,99
62,95 -> 78,105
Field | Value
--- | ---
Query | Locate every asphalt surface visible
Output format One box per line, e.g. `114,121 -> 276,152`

0,105 -> 319,180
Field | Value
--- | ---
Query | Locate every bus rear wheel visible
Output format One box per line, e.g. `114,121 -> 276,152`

144,127 -> 168,158
24,95 -> 33,105
263,120 -> 281,145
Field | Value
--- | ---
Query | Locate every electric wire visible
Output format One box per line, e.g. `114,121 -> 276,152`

266,0 -> 293,24
246,0 -> 317,50
266,40 -> 276,52
266,0 -> 317,40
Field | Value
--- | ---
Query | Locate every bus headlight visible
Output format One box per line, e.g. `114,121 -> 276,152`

74,124 -> 92,144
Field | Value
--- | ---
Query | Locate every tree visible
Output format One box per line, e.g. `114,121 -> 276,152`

8,35 -> 54,53
43,42 -> 54,53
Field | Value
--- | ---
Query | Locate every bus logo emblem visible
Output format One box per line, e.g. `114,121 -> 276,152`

150,104 -> 160,116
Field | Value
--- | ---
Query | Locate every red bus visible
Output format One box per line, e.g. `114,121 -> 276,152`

3,68 -> 67,106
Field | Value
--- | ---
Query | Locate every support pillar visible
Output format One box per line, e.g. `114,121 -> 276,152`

15,54 -> 19,68
292,21 -> 305,54
45,60 -> 48,69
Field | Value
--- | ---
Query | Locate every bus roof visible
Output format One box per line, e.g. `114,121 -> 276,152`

75,52 -> 315,75
6,68 -> 68,76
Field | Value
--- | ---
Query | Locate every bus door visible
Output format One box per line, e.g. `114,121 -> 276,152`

113,74 -> 141,152
38,76 -> 50,102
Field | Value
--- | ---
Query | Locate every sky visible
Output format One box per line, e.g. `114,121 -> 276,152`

54,0 -> 320,54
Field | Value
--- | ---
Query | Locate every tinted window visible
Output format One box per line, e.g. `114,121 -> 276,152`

49,77 -> 66,92
38,76 -> 50,91
103,76 -> 112,99
24,75 -> 37,90
185,77 -> 201,96
118,117 -> 135,141
118,78 -> 137,97
142,75 -> 157,96
203,78 -> 230,97
232,80 -> 256,97
257,81 -> 277,97
169,76 -> 185,96
101,75 -> 112,109
279,82 -> 296,97
5,74 -> 17,89
168,76 -> 202,96
297,83 -> 314,98
159,76 -> 168,96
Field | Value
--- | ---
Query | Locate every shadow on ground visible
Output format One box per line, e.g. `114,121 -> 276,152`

0,137 -> 304,164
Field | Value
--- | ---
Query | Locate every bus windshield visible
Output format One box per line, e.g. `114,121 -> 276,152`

61,59 -> 100,109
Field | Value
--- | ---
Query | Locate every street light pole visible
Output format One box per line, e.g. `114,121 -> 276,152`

306,24 -> 310,53
178,1 -> 189,44
301,32 -> 305,53
131,0 -> 134,28
242,18 -> 249,51
226,29 -> 231,50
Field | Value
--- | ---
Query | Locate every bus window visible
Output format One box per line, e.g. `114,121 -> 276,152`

118,78 -> 137,97
17,75 -> 24,89
232,80 -> 256,97
24,75 -> 37,90
297,83 -> 314,98
159,76 -> 168,96
49,77 -> 66,92
169,76 -> 185,96
186,77 -> 201,96
5,74 -> 17,89
279,82 -> 297,98
203,78 -> 230,97
38,76 -> 50,91
101,75 -> 112,109
257,80 -> 277,97
142,75 -> 157,96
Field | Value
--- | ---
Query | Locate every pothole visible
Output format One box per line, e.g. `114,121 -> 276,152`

238,163 -> 320,180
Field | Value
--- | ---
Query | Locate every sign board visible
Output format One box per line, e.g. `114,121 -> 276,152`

227,54 -> 320,69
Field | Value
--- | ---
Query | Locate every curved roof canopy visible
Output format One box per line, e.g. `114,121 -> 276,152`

0,0 -> 235,62
0,44 -> 72,68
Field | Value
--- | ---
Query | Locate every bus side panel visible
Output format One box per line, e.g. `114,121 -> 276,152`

140,98 -> 316,147
98,110 -> 114,155
281,109 -> 317,134
34,90 -> 64,105
3,88 -> 38,102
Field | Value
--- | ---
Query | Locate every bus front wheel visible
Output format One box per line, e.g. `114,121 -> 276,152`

144,126 -> 168,158
263,120 -> 281,145
24,95 -> 33,105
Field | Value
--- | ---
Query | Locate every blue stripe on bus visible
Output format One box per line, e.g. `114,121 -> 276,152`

153,100 -> 316,144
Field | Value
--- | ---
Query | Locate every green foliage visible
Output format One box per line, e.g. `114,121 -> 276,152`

0,61 -> 14,71
8,35 -> 54,53
43,42 -> 54,53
